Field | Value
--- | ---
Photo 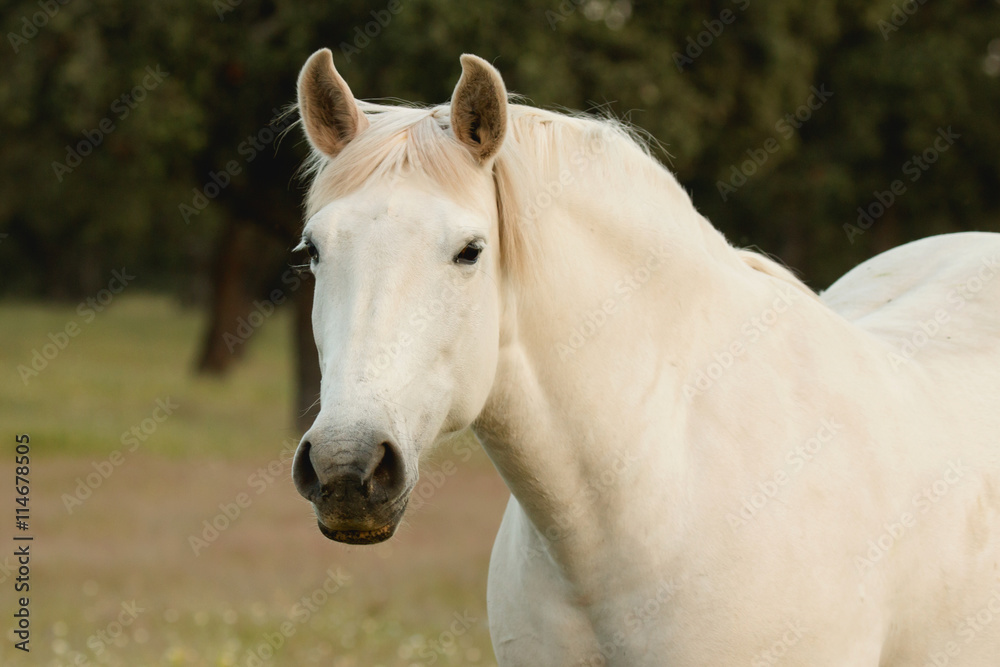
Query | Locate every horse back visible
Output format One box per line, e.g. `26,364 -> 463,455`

822,231 -> 1000,376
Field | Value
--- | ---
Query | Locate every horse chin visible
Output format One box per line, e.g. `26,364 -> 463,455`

315,497 -> 409,545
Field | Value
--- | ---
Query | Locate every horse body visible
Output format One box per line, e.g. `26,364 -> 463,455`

483,228 -> 1000,666
292,50 -> 1000,665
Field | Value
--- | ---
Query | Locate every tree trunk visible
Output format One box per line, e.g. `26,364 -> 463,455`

196,209 -> 320,432
294,277 -> 321,434
196,218 -> 254,373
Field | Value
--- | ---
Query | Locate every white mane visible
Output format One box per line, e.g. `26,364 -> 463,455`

300,98 -> 815,296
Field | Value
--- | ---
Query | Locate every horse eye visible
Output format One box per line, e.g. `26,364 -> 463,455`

304,240 -> 319,262
454,242 -> 482,265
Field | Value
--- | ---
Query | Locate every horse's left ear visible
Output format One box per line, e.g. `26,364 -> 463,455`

451,55 -> 508,164
297,48 -> 369,159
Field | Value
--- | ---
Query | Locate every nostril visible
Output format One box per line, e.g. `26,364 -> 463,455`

371,441 -> 405,496
294,435 -> 406,506
292,440 -> 320,501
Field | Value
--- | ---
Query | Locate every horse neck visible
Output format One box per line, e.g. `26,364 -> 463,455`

473,148 -> 788,577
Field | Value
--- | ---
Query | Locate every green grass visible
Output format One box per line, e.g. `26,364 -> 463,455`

1,293 -> 299,459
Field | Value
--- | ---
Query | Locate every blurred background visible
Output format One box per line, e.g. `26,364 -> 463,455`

1,0 -> 999,665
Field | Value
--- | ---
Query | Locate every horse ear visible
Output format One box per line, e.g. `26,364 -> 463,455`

297,48 -> 369,159
450,54 -> 508,164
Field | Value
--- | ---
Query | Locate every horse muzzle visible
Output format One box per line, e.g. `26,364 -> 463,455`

292,427 -> 411,544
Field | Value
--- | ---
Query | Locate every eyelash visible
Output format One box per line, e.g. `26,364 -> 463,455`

297,238 -> 319,263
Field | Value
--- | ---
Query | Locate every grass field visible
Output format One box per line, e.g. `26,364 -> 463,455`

0,294 -> 508,666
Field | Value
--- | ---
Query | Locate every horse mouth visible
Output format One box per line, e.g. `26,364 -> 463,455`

314,495 -> 409,545
317,521 -> 399,544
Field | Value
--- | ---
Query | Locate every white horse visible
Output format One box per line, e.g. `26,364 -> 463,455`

291,49 -> 1000,666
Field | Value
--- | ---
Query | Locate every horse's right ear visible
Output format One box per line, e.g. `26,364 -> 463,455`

297,48 -> 368,159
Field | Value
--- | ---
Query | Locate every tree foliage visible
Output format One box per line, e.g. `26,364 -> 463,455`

2,0 -> 998,298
